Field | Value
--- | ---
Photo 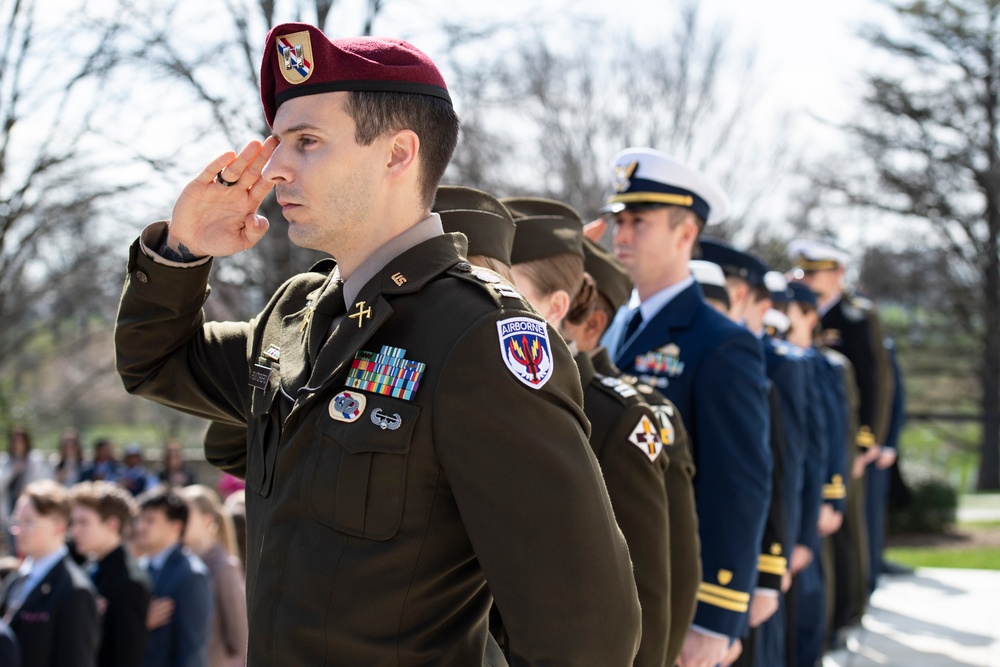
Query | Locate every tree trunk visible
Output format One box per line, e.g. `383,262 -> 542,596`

978,206 -> 1000,490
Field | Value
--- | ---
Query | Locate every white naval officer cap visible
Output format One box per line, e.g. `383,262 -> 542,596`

689,260 -> 729,308
763,308 -> 791,334
603,147 -> 732,226
764,270 -> 791,303
787,239 -> 852,271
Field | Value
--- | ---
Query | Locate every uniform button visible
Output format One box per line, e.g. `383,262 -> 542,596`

134,270 -> 149,284
455,261 -> 472,272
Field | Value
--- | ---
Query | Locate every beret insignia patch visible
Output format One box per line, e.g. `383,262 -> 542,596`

277,31 -> 314,84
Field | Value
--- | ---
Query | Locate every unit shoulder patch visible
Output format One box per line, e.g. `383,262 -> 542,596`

497,317 -> 553,389
628,414 -> 663,462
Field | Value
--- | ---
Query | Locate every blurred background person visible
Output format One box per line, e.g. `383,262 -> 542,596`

119,447 -> 153,498
134,488 -> 211,667
0,427 -> 50,556
0,480 -> 98,667
180,485 -> 247,667
157,441 -> 195,489
71,481 -> 152,667
221,491 -> 246,573
52,430 -> 84,487
80,439 -> 121,484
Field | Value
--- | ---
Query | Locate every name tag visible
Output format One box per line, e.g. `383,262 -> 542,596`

249,364 -> 272,390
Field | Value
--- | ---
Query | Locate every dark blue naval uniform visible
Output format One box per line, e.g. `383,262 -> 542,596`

604,281 -> 772,639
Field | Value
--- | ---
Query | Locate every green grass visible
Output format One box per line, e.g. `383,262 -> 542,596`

884,546 -> 1000,570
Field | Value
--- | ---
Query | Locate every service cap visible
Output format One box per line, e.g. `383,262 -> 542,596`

604,147 -> 731,225
689,260 -> 730,309
433,186 -> 515,266
788,238 -> 851,272
504,197 -> 585,264
699,237 -> 768,287
583,237 -> 631,312
787,281 -> 819,308
260,22 -> 451,127
763,308 -> 791,334
764,271 -> 791,304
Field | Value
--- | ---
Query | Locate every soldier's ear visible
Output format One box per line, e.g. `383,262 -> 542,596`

385,130 -> 419,182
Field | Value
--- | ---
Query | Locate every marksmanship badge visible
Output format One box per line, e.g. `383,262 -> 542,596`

497,317 -> 553,389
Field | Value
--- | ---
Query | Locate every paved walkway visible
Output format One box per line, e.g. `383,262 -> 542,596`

824,568 -> 1000,667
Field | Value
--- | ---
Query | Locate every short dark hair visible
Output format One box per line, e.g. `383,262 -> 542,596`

344,91 -> 459,209
72,481 -> 138,537
138,487 -> 189,534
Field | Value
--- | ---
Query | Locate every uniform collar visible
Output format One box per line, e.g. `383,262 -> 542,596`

629,275 -> 696,324
818,292 -> 841,317
19,544 -> 67,587
337,213 -> 445,309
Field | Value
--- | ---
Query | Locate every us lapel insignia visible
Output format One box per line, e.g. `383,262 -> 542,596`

497,317 -> 553,389
329,390 -> 366,423
371,408 -> 402,430
347,346 -> 426,400
628,415 -> 663,462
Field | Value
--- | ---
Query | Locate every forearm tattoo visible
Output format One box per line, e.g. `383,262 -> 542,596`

158,240 -> 199,263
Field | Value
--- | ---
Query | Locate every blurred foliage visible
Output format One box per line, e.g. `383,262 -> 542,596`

889,476 -> 958,533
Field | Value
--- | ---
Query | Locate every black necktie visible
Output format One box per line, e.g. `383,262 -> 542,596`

308,279 -> 346,364
621,308 -> 643,347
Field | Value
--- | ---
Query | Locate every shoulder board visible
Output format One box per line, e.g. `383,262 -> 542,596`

446,262 -> 526,308
592,372 -> 640,404
842,293 -> 873,322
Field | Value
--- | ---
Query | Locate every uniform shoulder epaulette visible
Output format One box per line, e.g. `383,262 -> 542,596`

842,293 -> 874,322
445,262 -> 526,308
617,372 -> 657,396
592,372 -> 640,405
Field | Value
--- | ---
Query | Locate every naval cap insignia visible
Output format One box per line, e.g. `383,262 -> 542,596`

612,160 -> 639,193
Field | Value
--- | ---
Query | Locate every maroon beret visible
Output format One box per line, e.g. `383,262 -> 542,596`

260,22 -> 452,127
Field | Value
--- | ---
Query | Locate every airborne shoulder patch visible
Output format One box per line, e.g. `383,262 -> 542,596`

497,317 -> 553,389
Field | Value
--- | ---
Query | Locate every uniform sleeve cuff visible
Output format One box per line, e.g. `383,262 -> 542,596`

754,587 -> 779,598
689,624 -> 732,641
139,221 -> 212,268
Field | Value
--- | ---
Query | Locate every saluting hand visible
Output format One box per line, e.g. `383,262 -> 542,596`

583,218 -> 608,243
165,137 -> 280,259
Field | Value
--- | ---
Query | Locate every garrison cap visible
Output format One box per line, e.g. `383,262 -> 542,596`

583,237 -> 632,312
788,238 -> 851,272
434,186 -> 515,266
787,281 -> 819,308
764,271 -> 792,304
689,260 -> 730,309
260,22 -> 451,127
503,197 -> 585,264
699,237 -> 768,287
604,147 -> 731,225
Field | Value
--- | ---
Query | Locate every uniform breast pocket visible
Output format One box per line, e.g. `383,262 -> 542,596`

247,368 -> 281,498
310,396 -> 420,541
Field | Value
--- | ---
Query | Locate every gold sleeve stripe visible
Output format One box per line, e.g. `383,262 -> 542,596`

758,555 -> 788,575
608,192 -> 695,207
697,591 -> 750,613
698,582 -> 751,603
856,426 -> 875,448
823,484 -> 847,500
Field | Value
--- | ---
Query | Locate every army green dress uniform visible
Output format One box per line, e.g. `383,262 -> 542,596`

505,198 -> 673,667
116,24 -> 641,667
586,238 -> 700,667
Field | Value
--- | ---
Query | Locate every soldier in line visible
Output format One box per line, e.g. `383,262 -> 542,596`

115,22 -> 641,665
596,148 -> 772,667
583,240 -> 701,667
790,240 -> 893,638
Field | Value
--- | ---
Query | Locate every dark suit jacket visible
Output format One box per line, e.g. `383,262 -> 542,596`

93,546 -> 152,667
604,281 -> 772,639
0,554 -> 99,667
0,619 -> 19,667
143,545 -> 212,667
